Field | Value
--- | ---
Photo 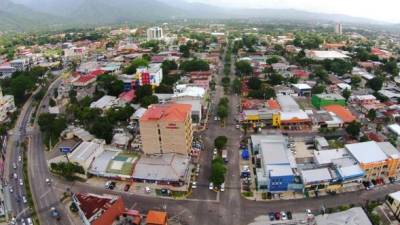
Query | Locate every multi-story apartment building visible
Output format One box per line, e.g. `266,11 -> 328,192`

0,88 -> 16,123
146,27 -> 164,41
345,141 -> 400,181
140,103 -> 193,155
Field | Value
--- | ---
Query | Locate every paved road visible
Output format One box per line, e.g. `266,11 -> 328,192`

27,76 -> 74,225
4,90 -> 37,224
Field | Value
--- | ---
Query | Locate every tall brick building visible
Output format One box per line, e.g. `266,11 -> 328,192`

140,103 -> 193,155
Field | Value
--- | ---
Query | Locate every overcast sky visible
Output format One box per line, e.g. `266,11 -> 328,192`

186,0 -> 400,23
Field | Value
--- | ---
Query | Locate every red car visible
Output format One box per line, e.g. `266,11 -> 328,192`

274,212 -> 281,220
124,184 -> 131,191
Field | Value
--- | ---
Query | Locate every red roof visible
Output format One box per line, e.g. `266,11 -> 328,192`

87,69 -> 105,77
151,55 -> 165,63
267,99 -> 281,110
118,90 -> 135,103
146,210 -> 167,225
140,103 -> 191,122
75,75 -> 96,84
75,193 -> 119,220
323,105 -> 356,123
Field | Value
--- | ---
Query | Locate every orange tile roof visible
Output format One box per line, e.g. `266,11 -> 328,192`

267,99 -> 281,110
323,105 -> 356,123
140,103 -> 191,122
146,210 -> 167,225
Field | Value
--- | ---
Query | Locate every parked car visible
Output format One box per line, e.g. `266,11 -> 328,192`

124,184 -> 131,192
209,182 -> 214,190
160,189 -> 170,196
220,183 -> 225,192
274,212 -> 281,220
281,211 -> 287,220
287,211 -> 292,220
12,163 -> 17,169
268,212 -> 275,221
192,181 -> 197,189
26,218 -> 33,225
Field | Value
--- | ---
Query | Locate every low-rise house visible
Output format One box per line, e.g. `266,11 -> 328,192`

0,65 -> 16,78
0,88 -> 16,123
292,83 -> 312,96
73,193 -> 125,225
90,95 -> 120,111
10,59 -> 28,71
387,191 -> 400,220
132,153 -> 190,187
305,50 -> 350,61
312,94 -> 346,110
68,139 -> 105,173
314,207 -> 372,225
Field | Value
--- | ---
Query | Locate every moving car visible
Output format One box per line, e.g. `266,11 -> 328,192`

12,163 -> 17,169
19,179 -> 23,186
50,207 -> 61,220
192,181 -> 197,189
22,196 -> 27,204
13,173 -> 17,179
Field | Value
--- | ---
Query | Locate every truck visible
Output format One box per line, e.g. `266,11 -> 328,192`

222,150 -> 228,163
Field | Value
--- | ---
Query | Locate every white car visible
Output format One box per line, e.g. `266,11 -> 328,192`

235,124 -> 240,129
26,218 -> 33,225
19,179 -> 23,186
192,182 -> 197,189
18,156 -> 22,162
220,183 -> 225,192
145,186 -> 151,193
13,173 -> 17,179
22,196 -> 27,204
9,187 -> 13,193
12,163 -> 17,169
209,182 -> 214,190
214,116 -> 218,121
306,209 -> 313,217
281,211 -> 287,220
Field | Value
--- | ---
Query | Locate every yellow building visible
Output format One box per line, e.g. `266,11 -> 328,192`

140,103 -> 193,155
346,141 -> 400,181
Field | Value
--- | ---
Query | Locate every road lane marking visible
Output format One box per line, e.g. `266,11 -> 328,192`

39,189 -> 52,199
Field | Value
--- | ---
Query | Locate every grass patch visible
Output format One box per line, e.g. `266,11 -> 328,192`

242,191 -> 254,197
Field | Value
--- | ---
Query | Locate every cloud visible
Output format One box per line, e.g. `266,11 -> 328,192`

186,0 -> 400,22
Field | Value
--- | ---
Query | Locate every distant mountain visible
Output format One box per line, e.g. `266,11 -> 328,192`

0,0 -> 390,32
0,0 -> 66,32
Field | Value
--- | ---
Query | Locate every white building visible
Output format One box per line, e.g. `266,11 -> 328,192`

0,88 -> 16,123
335,23 -> 343,35
146,27 -> 164,41
89,95 -> 119,111
10,59 -> 28,71
306,50 -> 350,61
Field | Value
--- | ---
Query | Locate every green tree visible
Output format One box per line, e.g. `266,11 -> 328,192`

351,76 -> 362,88
141,95 -> 159,108
232,78 -> 241,94
90,118 -> 113,144
210,157 -> 227,185
235,60 -> 252,76
214,136 -> 228,150
367,77 -> 384,92
180,59 -> 210,72
123,58 -> 149,74
266,56 -> 280,64
161,60 -> 178,75
268,72 -> 284,86
248,77 -> 262,90
179,45 -> 190,58
383,59 -> 399,76
135,85 -> 153,103
96,74 -> 124,96
342,88 -> 351,101
367,109 -> 377,121
311,84 -> 326,94
217,105 -> 228,120
155,84 -> 173,94
346,121 -> 362,138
